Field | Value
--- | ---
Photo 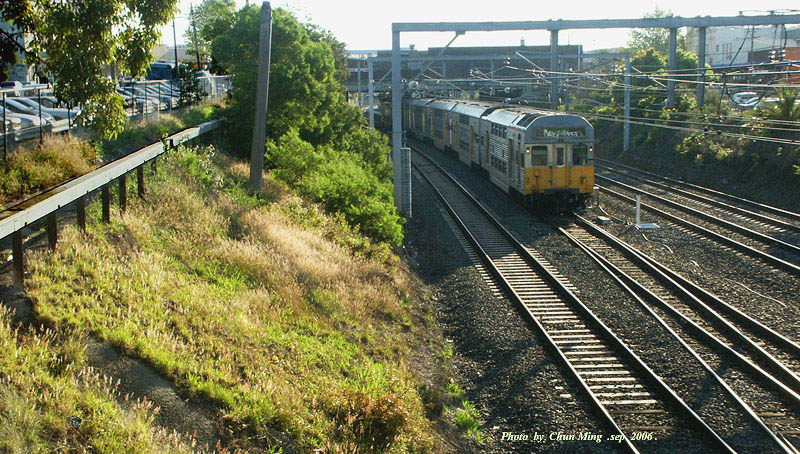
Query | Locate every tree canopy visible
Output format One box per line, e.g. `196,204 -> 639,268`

184,0 -> 236,65
627,7 -> 687,55
0,0 -> 35,82
1,0 -> 178,138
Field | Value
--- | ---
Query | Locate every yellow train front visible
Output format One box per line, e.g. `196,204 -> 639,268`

404,98 -> 595,210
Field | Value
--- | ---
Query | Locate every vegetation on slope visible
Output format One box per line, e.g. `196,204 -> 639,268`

25,144 -> 447,452
0,101 -> 222,209
211,4 -> 403,246
569,9 -> 800,209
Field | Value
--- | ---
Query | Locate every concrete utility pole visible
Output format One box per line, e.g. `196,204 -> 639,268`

624,56 -> 631,154
249,2 -> 272,195
391,30 -> 403,215
172,19 -> 179,77
550,30 -> 559,110
697,27 -> 707,107
667,28 -> 677,108
368,59 -> 375,128
191,4 -> 202,69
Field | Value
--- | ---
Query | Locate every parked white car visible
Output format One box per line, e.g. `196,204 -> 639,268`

3,115 -> 22,131
14,97 -> 79,121
732,91 -> 759,107
0,106 -> 46,127
3,98 -> 59,122
0,81 -> 23,96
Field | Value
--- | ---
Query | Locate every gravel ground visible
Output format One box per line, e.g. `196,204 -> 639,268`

587,191 -> 800,343
405,169 -> 618,454
596,178 -> 800,271
596,167 -> 800,247
408,140 -> 786,454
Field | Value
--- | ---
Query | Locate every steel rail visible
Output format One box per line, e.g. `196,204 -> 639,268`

412,148 -> 737,454
596,158 -> 800,224
0,119 -> 223,241
561,224 -> 799,454
597,185 -> 800,276
596,163 -> 800,235
576,215 -> 800,357
596,174 -> 800,258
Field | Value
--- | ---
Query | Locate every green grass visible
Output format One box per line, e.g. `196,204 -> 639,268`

99,100 -> 223,160
453,400 -> 484,442
0,134 -> 98,208
26,145 -> 441,452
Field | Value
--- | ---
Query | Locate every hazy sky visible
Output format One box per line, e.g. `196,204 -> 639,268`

162,0 -> 800,51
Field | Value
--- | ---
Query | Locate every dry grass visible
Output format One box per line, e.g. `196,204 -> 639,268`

0,134 -> 98,208
0,308 -> 195,453
26,145 -> 442,452
0,101 -> 223,209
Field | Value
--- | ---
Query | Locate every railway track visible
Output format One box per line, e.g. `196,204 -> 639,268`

596,158 -> 800,225
595,162 -> 800,239
561,219 -> 800,453
593,176 -> 800,276
410,148 -> 737,453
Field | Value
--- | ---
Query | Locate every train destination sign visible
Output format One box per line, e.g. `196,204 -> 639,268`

534,127 -> 586,138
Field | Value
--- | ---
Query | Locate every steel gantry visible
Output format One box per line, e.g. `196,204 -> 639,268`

389,13 -> 800,215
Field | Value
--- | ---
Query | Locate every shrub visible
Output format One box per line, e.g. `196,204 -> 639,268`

265,128 -> 320,182
332,390 -> 407,452
299,154 -> 403,246
0,134 -> 98,206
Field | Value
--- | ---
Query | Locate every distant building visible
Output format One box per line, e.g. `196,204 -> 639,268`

686,25 -> 800,67
0,19 -> 34,82
345,44 -> 583,98
153,44 -> 199,64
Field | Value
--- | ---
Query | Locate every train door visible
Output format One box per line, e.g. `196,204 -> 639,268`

484,131 -> 489,167
469,125 -> 475,160
508,139 -> 514,179
553,144 -> 567,188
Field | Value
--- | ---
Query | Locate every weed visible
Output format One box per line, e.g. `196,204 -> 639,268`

446,382 -> 464,399
332,390 -> 408,452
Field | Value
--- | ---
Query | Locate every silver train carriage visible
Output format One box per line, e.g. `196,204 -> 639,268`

402,98 -> 595,209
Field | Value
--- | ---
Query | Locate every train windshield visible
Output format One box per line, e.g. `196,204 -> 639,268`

555,147 -> 565,167
572,144 -> 590,166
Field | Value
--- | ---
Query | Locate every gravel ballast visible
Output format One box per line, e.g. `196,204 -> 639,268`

405,169 -> 616,453
407,140 -> 788,453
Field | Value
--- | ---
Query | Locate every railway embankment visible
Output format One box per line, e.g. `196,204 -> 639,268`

593,119 -> 800,213
0,142 -> 473,452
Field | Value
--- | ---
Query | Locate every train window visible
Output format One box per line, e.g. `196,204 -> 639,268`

572,144 -> 589,166
556,147 -> 565,167
530,146 -> 548,166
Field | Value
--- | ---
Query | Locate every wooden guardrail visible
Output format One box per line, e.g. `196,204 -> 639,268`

0,119 -> 223,286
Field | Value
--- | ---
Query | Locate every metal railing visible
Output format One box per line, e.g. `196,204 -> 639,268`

0,119 -> 223,286
1,76 -> 231,158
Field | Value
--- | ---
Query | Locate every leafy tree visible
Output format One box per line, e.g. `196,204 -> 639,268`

30,0 -> 178,138
177,63 -> 204,107
628,7 -> 686,55
211,6 -> 403,245
212,6 -> 341,151
306,24 -> 349,84
185,0 -> 236,64
0,0 -> 34,82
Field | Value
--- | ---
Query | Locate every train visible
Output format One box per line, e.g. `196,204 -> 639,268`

373,97 -> 595,210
